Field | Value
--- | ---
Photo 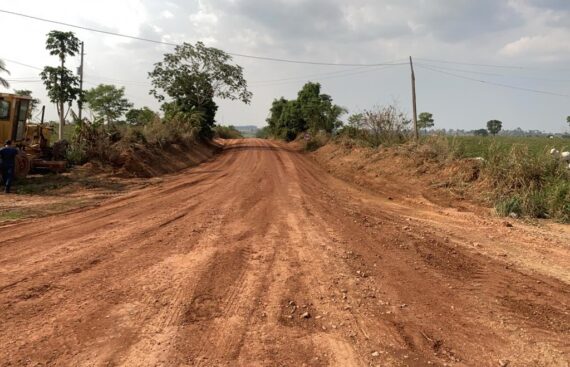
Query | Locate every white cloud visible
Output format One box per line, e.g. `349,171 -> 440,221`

161,10 -> 174,19
500,31 -> 570,61
2,0 -> 570,132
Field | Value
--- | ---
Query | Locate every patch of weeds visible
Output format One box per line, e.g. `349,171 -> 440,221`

0,210 -> 26,221
15,175 -> 74,195
495,196 -> 522,217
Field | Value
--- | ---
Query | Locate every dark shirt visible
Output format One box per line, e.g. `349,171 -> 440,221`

0,147 -> 19,168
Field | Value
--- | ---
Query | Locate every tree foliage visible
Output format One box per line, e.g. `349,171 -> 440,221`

567,116 -> 570,128
46,31 -> 80,61
40,30 -> 81,140
487,120 -> 503,136
352,105 -> 411,147
149,41 -> 251,137
418,112 -> 435,130
473,128 -> 489,136
85,84 -> 133,124
125,107 -> 157,125
40,67 -> 80,111
0,59 -> 10,88
14,90 -> 41,119
266,82 -> 346,141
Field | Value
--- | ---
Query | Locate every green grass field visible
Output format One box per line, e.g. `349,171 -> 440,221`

446,136 -> 570,158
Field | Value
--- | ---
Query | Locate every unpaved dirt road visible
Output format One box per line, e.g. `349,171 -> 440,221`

1,139 -> 569,367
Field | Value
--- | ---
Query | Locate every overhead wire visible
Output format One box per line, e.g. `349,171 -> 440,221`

1,9 -> 568,100
0,9 -> 404,67
415,62 -> 570,83
416,64 -> 569,98
415,57 -> 530,70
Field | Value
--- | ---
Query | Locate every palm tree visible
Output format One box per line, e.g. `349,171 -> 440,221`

0,59 -> 10,88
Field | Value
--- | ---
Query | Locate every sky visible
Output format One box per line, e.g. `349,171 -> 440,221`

0,0 -> 569,133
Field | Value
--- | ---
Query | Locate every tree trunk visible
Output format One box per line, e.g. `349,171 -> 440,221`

58,101 -> 65,140
59,57 -> 66,141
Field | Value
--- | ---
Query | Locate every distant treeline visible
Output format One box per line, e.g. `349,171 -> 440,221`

431,128 -> 570,138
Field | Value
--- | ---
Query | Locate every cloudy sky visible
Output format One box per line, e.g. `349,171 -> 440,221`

1,0 -> 569,132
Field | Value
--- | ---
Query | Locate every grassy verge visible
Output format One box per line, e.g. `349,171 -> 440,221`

442,136 -> 570,158
333,131 -> 570,223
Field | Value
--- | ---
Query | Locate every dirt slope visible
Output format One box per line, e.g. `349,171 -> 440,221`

0,139 -> 568,367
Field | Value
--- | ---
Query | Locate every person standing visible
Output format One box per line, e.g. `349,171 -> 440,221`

0,140 -> 19,193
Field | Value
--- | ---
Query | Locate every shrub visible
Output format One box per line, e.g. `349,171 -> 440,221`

495,196 -> 522,217
213,125 -> 243,139
304,131 -> 329,151
482,142 -> 570,222
335,104 -> 411,147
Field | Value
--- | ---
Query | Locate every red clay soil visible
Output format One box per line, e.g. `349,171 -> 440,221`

116,140 -> 221,178
0,139 -> 568,367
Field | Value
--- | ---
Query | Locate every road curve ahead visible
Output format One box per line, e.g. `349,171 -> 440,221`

1,138 -> 568,366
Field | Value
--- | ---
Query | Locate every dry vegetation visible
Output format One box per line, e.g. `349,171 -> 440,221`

303,105 -> 570,223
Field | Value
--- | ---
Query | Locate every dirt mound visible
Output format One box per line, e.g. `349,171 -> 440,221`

108,140 -> 221,178
311,142 -> 489,214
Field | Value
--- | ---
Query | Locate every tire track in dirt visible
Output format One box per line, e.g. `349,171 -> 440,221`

0,138 -> 568,367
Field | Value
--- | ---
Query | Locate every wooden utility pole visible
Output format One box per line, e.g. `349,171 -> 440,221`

78,41 -> 84,122
409,56 -> 419,141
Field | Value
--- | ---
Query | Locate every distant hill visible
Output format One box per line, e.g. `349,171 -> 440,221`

234,125 -> 259,136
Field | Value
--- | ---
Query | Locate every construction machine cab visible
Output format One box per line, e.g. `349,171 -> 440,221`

0,93 -> 31,145
0,93 -> 65,177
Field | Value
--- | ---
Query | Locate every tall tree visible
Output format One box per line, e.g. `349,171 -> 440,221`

40,31 -> 81,140
567,116 -> 570,129
85,84 -> 133,124
266,82 -> 345,140
266,97 -> 289,135
14,90 -> 41,119
418,112 -> 435,132
0,59 -> 10,88
487,120 -> 503,136
149,41 -> 251,137
125,107 -> 157,125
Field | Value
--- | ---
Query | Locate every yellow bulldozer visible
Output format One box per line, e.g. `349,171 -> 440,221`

0,93 -> 66,177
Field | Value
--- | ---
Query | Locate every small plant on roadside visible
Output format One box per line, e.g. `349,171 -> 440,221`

213,125 -> 243,139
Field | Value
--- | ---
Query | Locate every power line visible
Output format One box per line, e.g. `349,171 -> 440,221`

250,62 -> 406,85
416,62 -> 570,83
415,57 -> 530,70
0,9 -> 402,67
252,64 -> 406,87
1,57 -> 43,70
415,63 -> 504,77
5,80 -> 43,83
416,64 -> 569,98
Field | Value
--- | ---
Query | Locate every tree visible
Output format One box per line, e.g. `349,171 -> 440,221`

40,31 -> 81,140
473,128 -> 489,136
567,116 -> 570,129
85,84 -> 133,124
487,120 -> 503,136
125,107 -> 157,125
0,59 -> 10,88
266,82 -> 346,140
14,90 -> 41,119
348,113 -> 364,127
418,112 -> 434,132
296,82 -> 346,133
149,41 -> 251,137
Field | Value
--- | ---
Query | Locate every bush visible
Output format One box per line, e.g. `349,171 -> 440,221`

482,142 -> 570,222
495,196 -> 522,217
256,126 -> 271,139
335,104 -> 411,147
213,125 -> 243,139
66,110 -> 201,166
304,131 -> 329,151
